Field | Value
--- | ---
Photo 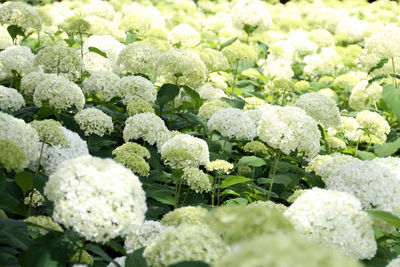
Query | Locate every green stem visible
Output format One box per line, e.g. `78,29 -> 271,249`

251,166 -> 255,180
37,31 -> 40,47
267,153 -> 281,201
353,136 -> 361,157
79,33 -> 84,80
36,142 -> 45,174
174,176 -> 182,208
182,187 -> 190,206
220,139 -> 227,155
78,240 -> 86,263
392,57 -> 397,87
231,60 -> 240,97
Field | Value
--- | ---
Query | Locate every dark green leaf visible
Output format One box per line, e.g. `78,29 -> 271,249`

0,218 -> 32,250
88,47 -> 107,58
374,137 -> 400,157
237,156 -> 266,167
7,25 -> 25,41
219,176 -> 252,189
15,171 -> 33,195
368,58 -> 388,74
125,248 -> 148,267
86,244 -> 118,266
32,174 -> 48,195
243,24 -> 258,35
182,86 -> 201,109
382,85 -> 400,117
220,97 -> 245,109
156,84 -> 180,111
366,210 -> 400,228
63,39 -> 75,47
13,107 -> 40,119
169,261 -> 210,267
219,37 -> 238,51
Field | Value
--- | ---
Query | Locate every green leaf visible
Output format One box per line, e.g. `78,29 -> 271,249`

126,32 -> 138,44
356,150 -> 375,160
125,248 -> 148,267
63,38 -> 75,47
243,24 -> 258,35
148,191 -> 175,205
169,261 -> 210,267
13,107 -> 40,119
366,210 -> 400,228
88,47 -> 107,58
25,231 -> 80,267
156,84 -> 180,111
182,86 -> 201,109
368,58 -> 388,74
32,174 -> 48,195
257,174 -> 293,188
382,85 -> 400,117
374,137 -> 400,157
86,244 -> 118,266
224,197 -> 248,205
0,218 -> 32,250
219,37 -> 238,51
237,156 -> 266,167
7,25 -> 25,41
220,97 -> 245,109
15,171 -> 33,195
219,176 -> 252,189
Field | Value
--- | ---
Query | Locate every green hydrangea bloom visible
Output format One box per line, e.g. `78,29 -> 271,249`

243,141 -> 268,155
126,99 -> 155,116
113,142 -> 150,159
61,16 -> 91,35
249,200 -> 287,213
294,80 -> 310,91
237,165 -> 252,176
287,189 -> 306,203
113,151 -> 150,177
221,41 -> 258,64
214,233 -> 362,267
206,205 -> 294,244
161,206 -> 208,227
198,100 -> 231,120
161,149 -> 197,169
70,250 -> 94,266
0,139 -> 26,172
24,189 -> 44,208
30,119 -> 68,147
182,167 -> 211,193
24,216 -> 63,237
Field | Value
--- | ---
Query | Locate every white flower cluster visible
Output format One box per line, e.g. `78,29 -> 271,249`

207,108 -> 256,140
365,25 -> 400,59
230,0 -> 272,32
372,157 -> 400,178
349,81 -> 382,111
117,43 -> 160,77
199,49 -> 229,73
294,92 -> 341,129
123,112 -> 169,145
35,126 -> 89,175
0,111 -> 40,168
82,71 -> 120,101
356,110 -> 390,144
328,116 -> 363,142
182,167 -> 212,193
124,220 -> 167,253
0,46 -> 35,77
303,48 -> 343,77
44,155 -> 147,243
33,75 -> 85,111
197,83 -> 227,100
284,188 -> 377,260
20,72 -> 47,94
0,1 -> 42,31
326,161 -> 400,216
0,85 -> 25,112
161,134 -> 209,169
257,106 -> 321,158
74,108 -> 113,136
117,76 -> 157,105
262,59 -> 294,80
169,24 -> 200,48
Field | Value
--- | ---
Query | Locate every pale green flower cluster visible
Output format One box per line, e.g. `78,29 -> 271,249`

365,26 -> 400,59
82,71 -> 120,101
198,100 -> 231,120
169,24 -> 200,48
230,0 -> 272,32
44,155 -> 147,243
328,116 -> 363,142
24,189 -> 44,208
248,200 -> 287,213
182,167 -> 212,193
294,92 -> 341,129
70,250 -> 94,266
0,46 -> 36,77
356,110 -> 390,144
285,188 -> 377,260
117,43 -> 159,76
221,41 -> 258,64
124,220 -> 167,253
112,142 -> 150,177
308,29 -> 335,48
206,205 -> 294,244
33,75 -> 85,111
243,141 -> 268,155
74,108 -> 113,136
119,14 -> 150,35
143,225 -> 228,267
205,159 -> 233,174
325,136 -> 347,150
349,81 -> 382,111
61,16 -> 91,36
161,206 -> 208,227
0,85 -> 25,112
0,1 -> 42,31
117,76 -> 157,105
34,45 -> 82,78
30,119 -> 69,146
199,48 -> 229,72
243,97 -> 266,110
157,49 -> 207,89
303,48 -> 343,77
24,216 -> 63,236
126,99 -> 155,116
0,139 -> 26,173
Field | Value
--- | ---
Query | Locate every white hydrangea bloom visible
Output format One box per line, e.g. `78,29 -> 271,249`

303,48 -> 343,78
35,126 -> 89,175
243,109 -> 264,125
82,71 -> 120,101
372,157 -> 400,179
117,43 -> 160,77
230,0 -> 272,32
117,76 -> 157,105
0,112 -> 40,168
257,106 -> 321,158
0,85 -> 25,112
365,25 -> 400,59
356,110 -> 390,144
106,257 -> 126,267
328,116 -> 364,142
207,108 -> 256,140
335,17 -> 370,43
0,46 -> 35,77
20,72 -> 47,94
122,3 -> 165,29
349,81 -> 382,111
326,161 -> 400,216
74,108 -> 113,136
308,29 -> 335,48
0,26 -> 12,49
387,256 -> 400,267
169,24 -> 200,48
182,167 -> 212,193
76,0 -> 115,20
197,83 -> 227,100
161,134 -> 209,169
123,112 -> 169,145
125,220 -> 167,253
307,7 -> 348,32
0,1 -> 42,31
287,30 -> 318,55
44,155 -> 147,243
33,75 -> 85,111
284,188 -> 376,260
262,59 -> 294,80
294,92 -> 341,129
82,35 -> 125,73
